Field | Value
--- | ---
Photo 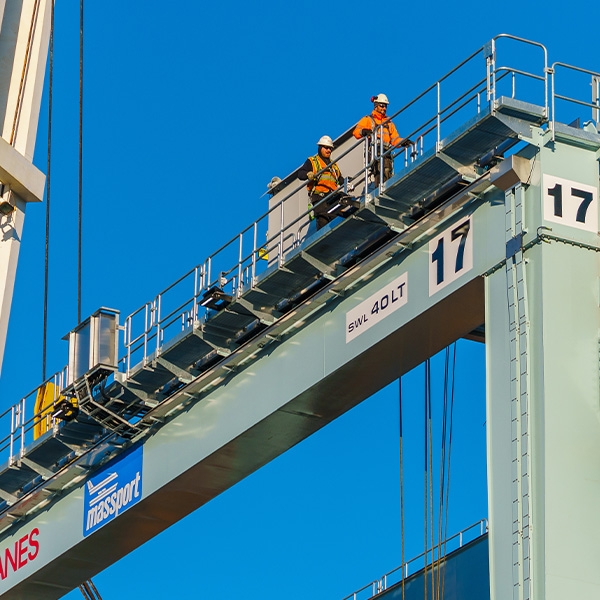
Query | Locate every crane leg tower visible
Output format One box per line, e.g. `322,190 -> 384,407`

486,133 -> 600,599
0,0 -> 49,371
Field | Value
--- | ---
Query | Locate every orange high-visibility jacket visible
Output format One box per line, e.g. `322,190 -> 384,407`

353,110 -> 402,147
307,154 -> 342,195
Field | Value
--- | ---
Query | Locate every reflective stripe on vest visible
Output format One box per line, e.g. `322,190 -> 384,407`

369,116 -> 393,145
308,155 -> 341,194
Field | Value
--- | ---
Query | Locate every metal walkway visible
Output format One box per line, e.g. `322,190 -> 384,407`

0,34 -> 599,598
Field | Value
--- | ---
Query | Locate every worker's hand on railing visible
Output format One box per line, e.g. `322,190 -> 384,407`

307,171 -> 315,181
360,128 -> 371,137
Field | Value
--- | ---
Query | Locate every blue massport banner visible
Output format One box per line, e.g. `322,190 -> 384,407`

83,446 -> 143,537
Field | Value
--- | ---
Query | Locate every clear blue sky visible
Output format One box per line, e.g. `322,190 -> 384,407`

0,0 -> 597,598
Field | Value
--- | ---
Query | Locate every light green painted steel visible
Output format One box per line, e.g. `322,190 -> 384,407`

1,119 -> 599,598
0,177 -> 507,597
486,130 -> 600,599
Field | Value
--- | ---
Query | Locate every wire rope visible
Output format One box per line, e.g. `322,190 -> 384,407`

42,0 -> 55,381
78,0 -> 84,322
440,342 -> 457,600
427,358 -> 435,599
423,358 -> 429,600
434,346 -> 450,600
399,377 -> 405,600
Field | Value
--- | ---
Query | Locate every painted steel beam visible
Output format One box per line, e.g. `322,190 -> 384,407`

0,182 -> 508,597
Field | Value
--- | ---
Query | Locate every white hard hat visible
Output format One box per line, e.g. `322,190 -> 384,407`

317,135 -> 334,148
267,176 -> 281,191
372,93 -> 389,105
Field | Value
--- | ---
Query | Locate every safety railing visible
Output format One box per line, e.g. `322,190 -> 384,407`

550,61 -> 600,135
0,368 -> 68,469
118,35 -> 553,379
340,519 -> 488,600
4,34 -> 593,469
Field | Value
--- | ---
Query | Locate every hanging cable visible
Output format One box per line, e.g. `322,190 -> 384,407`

42,0 -> 55,381
78,0 -> 84,323
78,578 -> 102,599
399,377 -> 405,600
423,358 -> 429,600
440,342 -> 457,600
434,346 -> 450,600
427,358 -> 435,599
432,342 -> 458,600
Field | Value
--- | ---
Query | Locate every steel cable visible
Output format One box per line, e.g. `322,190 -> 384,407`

78,0 -> 84,322
42,0 -> 55,380
440,342 -> 457,600
399,377 -> 405,600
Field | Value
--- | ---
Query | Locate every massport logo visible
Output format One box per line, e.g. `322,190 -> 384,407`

83,446 -> 143,537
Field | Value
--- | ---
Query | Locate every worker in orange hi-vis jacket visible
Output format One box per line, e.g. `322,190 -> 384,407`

353,93 -> 405,185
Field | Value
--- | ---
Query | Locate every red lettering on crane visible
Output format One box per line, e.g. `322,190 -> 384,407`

0,527 -> 40,580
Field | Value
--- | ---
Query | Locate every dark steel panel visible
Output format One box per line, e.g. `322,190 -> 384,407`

376,535 -> 490,600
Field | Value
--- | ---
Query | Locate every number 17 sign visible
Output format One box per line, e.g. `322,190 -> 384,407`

429,216 -> 473,296
543,174 -> 598,232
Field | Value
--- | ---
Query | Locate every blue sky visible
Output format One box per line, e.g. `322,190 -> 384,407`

0,0 -> 597,598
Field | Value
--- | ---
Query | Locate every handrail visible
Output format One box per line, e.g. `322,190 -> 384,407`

340,519 -> 488,600
550,61 -> 600,138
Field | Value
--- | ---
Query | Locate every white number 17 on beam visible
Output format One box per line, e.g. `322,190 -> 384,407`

429,216 -> 473,296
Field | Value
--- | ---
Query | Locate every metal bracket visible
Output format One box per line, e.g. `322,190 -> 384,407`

299,251 -> 335,279
20,457 -> 54,480
156,357 -> 194,383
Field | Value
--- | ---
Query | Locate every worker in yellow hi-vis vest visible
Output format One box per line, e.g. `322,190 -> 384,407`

298,135 -> 345,230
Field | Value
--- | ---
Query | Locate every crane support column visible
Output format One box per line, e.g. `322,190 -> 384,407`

486,128 -> 600,599
0,0 -> 50,371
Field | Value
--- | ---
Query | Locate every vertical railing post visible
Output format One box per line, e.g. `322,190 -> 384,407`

125,314 -> 131,377
19,398 -> 25,459
363,136 -> 370,202
156,294 -> 162,356
237,232 -> 243,297
143,303 -> 150,367
543,46 -> 549,119
9,405 -> 15,465
378,124 -> 384,194
550,68 -> 556,140
193,265 -> 200,322
252,221 -> 258,286
436,81 -> 442,151
278,195 -> 285,266
592,75 -> 600,124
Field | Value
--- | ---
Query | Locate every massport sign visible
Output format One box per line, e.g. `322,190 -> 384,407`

83,446 -> 143,537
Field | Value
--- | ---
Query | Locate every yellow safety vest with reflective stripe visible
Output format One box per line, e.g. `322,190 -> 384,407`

308,155 -> 341,195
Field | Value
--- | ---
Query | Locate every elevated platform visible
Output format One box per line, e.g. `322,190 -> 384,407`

0,95 -> 554,534
1,34 -> 600,598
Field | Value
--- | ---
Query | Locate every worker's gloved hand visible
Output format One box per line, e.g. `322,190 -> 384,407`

307,172 -> 315,181
360,128 -> 371,137
400,138 -> 413,148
